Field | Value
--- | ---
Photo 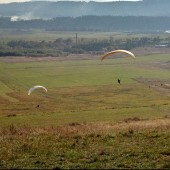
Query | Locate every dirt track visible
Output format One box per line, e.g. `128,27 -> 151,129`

0,54 -> 99,63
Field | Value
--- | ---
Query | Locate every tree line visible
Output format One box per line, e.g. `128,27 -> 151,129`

1,16 -> 170,32
0,36 -> 170,57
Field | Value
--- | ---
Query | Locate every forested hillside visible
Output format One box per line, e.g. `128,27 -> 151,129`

1,16 -> 170,32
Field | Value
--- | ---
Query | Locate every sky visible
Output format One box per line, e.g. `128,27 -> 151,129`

0,0 -> 140,4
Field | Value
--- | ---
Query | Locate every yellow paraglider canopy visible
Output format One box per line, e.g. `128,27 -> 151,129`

101,49 -> 135,61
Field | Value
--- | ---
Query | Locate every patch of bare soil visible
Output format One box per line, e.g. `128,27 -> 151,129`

132,47 -> 170,96
134,77 -> 170,96
132,46 -> 170,56
0,46 -> 170,63
0,54 -> 100,63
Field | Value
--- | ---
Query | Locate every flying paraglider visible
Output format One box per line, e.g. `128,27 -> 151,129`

101,49 -> 135,61
28,85 -> 47,95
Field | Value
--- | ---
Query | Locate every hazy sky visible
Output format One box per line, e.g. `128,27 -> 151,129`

0,0 -> 140,4
0,0 -> 30,3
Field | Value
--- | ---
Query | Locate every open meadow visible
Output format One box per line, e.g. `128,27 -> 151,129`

0,52 -> 170,169
0,29 -> 168,42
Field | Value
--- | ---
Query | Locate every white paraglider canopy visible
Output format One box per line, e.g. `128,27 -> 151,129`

28,85 -> 47,95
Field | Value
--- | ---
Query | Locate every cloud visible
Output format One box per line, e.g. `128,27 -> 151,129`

0,0 -> 31,3
0,0 -> 140,3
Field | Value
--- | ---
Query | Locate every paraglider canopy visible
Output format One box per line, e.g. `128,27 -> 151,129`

28,85 -> 47,95
101,49 -> 135,61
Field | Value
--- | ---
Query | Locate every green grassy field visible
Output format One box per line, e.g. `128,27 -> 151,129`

0,53 -> 170,169
0,30 -> 127,42
0,54 -> 170,126
0,55 -> 170,125
0,29 -> 167,42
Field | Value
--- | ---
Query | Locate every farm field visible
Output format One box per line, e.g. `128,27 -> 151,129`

0,53 -> 170,169
0,29 -> 168,42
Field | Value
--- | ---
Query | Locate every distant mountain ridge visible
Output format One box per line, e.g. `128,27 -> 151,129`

0,0 -> 170,19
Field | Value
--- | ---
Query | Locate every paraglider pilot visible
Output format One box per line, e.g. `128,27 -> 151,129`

118,79 -> 121,84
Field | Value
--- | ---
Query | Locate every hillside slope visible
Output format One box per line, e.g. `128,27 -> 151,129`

0,0 -> 170,19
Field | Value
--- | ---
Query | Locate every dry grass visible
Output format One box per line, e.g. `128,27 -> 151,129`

0,117 -> 169,169
0,117 -> 169,137
0,54 -> 99,63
